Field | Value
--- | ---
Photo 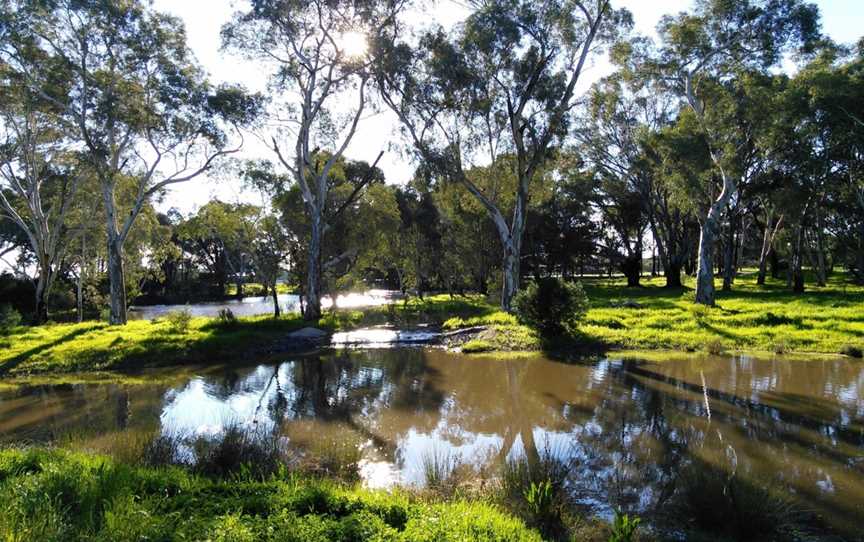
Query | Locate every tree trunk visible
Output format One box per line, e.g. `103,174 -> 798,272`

304,214 -> 322,321
721,218 -> 735,292
33,273 -> 49,325
106,236 -> 127,324
791,225 -> 805,294
695,216 -> 721,305
235,280 -> 244,300
271,284 -> 281,317
756,214 -> 777,286
814,211 -> 827,287
501,242 -> 520,312
665,260 -> 683,288
622,254 -> 641,287
857,221 -> 864,284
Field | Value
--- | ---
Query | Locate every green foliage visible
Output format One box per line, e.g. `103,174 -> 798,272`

165,309 -> 193,334
513,278 -> 588,336
0,448 -> 541,542
609,511 -> 641,542
461,339 -> 494,353
0,303 -> 22,333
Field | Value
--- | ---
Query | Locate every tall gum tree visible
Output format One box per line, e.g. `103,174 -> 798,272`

223,0 -> 405,321
625,0 -> 820,305
0,91 -> 84,323
378,0 -> 630,311
1,0 -> 258,324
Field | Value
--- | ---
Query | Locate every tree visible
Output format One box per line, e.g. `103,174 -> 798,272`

250,214 -> 289,318
1,0 -> 258,323
378,0 -> 630,311
628,0 -> 820,304
223,0 -> 404,321
0,97 -> 84,323
176,201 -> 258,298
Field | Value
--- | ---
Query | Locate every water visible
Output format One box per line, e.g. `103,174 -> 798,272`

127,289 -> 399,319
1,350 -> 862,538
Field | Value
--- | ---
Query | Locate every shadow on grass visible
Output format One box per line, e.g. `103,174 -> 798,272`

0,326 -> 104,376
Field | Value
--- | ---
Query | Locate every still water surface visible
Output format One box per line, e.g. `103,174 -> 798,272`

1,350 -> 862,537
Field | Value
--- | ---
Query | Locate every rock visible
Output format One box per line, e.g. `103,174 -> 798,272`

611,299 -> 642,309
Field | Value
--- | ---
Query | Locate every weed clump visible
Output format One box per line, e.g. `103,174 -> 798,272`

165,309 -> 192,334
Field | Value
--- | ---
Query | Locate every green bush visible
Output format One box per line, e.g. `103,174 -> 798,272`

0,304 -> 22,333
513,278 -> 588,336
165,309 -> 193,334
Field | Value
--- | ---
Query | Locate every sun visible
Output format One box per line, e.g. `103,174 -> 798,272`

338,30 -> 368,58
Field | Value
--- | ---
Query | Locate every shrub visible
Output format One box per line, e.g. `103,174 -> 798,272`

840,344 -> 863,358
165,309 -> 192,334
513,278 -> 588,336
0,304 -> 21,333
772,338 -> 789,355
462,339 -> 493,353
705,339 -> 724,355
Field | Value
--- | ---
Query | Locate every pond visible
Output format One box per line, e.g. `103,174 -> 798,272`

1,350 -> 862,538
127,289 -> 399,319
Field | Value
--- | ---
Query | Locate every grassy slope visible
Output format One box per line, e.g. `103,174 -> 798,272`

581,271 -> 864,356
447,271 -> 864,357
0,447 -> 541,542
2,272 -> 861,377
0,296 -> 493,376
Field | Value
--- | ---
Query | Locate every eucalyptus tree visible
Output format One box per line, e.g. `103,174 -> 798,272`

576,75 -> 677,287
0,89 -> 84,323
223,0 -> 405,320
378,0 -> 630,311
625,0 -> 819,304
1,0 -> 258,324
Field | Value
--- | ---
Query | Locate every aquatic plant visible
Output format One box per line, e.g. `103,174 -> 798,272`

608,511 -> 641,542
421,448 -> 463,496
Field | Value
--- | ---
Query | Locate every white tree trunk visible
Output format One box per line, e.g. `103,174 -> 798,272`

304,212 -> 322,321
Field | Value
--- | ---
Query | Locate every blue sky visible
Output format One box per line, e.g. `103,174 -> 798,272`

153,0 -> 864,213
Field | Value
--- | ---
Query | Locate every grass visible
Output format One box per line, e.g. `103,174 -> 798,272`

580,271 -> 864,357
0,447 -> 542,542
2,272 -> 861,377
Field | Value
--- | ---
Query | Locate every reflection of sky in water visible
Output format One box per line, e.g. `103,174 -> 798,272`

9,351 -> 863,538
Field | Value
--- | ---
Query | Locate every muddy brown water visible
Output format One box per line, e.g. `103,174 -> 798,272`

1,350 -> 862,538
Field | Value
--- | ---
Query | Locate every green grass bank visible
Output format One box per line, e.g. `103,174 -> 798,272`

2,272 -> 862,377
0,447 -> 543,542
